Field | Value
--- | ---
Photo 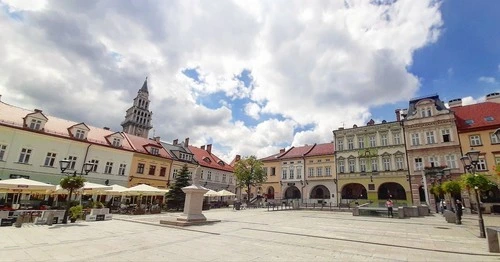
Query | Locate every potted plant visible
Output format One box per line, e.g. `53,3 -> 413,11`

69,205 -> 83,223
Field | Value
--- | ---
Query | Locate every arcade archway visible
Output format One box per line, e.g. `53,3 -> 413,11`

341,183 -> 367,199
310,185 -> 330,199
284,186 -> 301,199
266,186 -> 275,199
377,182 -> 406,200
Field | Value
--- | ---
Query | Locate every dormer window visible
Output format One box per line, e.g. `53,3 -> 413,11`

112,138 -> 121,147
203,157 -> 211,163
151,147 -> 159,155
218,160 -> 225,166
30,119 -> 42,130
75,130 -> 86,140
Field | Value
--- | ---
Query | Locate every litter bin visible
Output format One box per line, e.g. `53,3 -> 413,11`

235,202 -> 241,210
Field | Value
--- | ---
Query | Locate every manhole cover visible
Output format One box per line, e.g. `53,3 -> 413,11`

435,226 -> 450,230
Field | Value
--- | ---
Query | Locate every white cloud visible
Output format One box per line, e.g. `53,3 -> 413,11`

0,0 -> 443,161
478,76 -> 497,84
462,96 -> 486,106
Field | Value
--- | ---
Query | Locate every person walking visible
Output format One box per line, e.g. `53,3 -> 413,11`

455,199 -> 463,225
385,199 -> 394,218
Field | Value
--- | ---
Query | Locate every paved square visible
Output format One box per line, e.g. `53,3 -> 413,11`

1,208 -> 499,261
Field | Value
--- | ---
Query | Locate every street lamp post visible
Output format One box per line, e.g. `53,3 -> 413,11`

460,150 -> 486,238
422,166 -> 451,212
59,159 -> 94,224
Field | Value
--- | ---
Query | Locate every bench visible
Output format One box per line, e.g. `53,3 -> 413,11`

487,227 -> 500,253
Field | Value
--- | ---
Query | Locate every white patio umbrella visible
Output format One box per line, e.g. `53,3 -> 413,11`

216,189 -> 236,197
0,178 -> 56,192
103,184 -> 128,195
122,184 -> 168,196
80,182 -> 113,195
204,189 -> 218,197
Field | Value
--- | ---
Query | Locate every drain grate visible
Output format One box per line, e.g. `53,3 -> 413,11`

435,226 -> 450,230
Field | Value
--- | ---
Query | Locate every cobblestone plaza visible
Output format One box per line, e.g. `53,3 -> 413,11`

1,209 -> 500,261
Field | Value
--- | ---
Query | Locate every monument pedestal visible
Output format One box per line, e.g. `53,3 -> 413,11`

160,184 -> 221,227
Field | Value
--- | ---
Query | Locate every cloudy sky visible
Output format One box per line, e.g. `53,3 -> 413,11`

0,0 -> 499,162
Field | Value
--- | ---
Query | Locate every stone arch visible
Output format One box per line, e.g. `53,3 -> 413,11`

284,186 -> 301,199
377,182 -> 406,200
310,185 -> 331,199
341,183 -> 367,199
266,186 -> 275,199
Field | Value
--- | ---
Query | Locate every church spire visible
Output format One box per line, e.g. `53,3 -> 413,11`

140,77 -> 148,93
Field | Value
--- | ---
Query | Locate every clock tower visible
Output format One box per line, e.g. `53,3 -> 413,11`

121,77 -> 153,138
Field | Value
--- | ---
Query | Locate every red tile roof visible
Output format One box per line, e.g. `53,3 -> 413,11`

123,133 -> 172,159
260,152 -> 283,162
188,146 -> 234,172
451,102 -> 500,132
305,143 -> 335,157
277,145 -> 315,160
0,101 -> 134,150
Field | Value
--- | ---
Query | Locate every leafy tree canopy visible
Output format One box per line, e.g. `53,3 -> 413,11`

430,184 -> 444,196
442,180 -> 461,195
460,173 -> 496,192
60,176 -> 86,191
233,155 -> 267,190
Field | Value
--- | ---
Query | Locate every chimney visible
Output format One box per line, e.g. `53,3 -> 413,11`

34,109 -> 42,113
395,109 -> 401,121
201,145 -> 205,150
184,137 -> 189,147
173,139 -> 178,145
103,127 -> 110,130
338,127 -> 344,130
448,98 -> 462,108
367,119 -> 375,126
206,144 -> 212,153
153,136 -> 160,142
235,155 -> 241,161
280,148 -> 285,154
486,92 -> 500,103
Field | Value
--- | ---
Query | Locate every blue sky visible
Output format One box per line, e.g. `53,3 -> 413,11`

371,0 -> 500,121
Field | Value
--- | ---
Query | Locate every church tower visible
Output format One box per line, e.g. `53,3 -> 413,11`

121,77 -> 153,138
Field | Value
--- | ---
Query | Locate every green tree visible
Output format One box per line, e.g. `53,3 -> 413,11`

429,184 -> 444,198
165,164 -> 191,211
460,173 -> 496,192
60,175 -> 86,223
233,155 -> 267,203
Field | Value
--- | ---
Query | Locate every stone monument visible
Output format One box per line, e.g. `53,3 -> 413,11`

160,165 -> 221,226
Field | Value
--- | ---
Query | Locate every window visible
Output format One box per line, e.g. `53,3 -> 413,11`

465,119 -> 474,126
347,138 -> 354,150
137,163 -> 145,174
476,158 -> 487,171
271,167 -> 276,176
485,116 -> 494,122
420,109 -> 426,118
289,167 -> 294,179
68,156 -> 77,169
173,169 -> 178,179
359,159 -> 366,172
358,137 -> 364,149
369,135 -> 376,147
491,133 -> 499,144
151,148 -> 159,155
426,131 -> 435,144
148,165 -> 156,175
18,148 -> 32,164
119,164 -> 126,176
222,174 -> 227,182
371,158 -> 378,172
349,159 -> 355,173
296,167 -> 302,179
414,158 -> 423,171
429,156 -> 439,167
44,152 -> 57,167
411,133 -> 420,146
200,170 -> 204,179
445,155 -> 457,169
0,145 -> 6,161
427,107 -> 432,117
207,171 -> 212,180
90,159 -> 99,172
215,174 -> 220,182
337,139 -> 344,151
229,177 -> 233,184
393,133 -> 401,145
316,167 -> 323,177
112,138 -> 121,147
470,135 -> 482,146
338,159 -> 345,173
442,129 -> 450,143
381,134 -> 388,146
104,162 -> 113,174
396,156 -> 404,170
383,158 -> 390,171
263,167 -> 268,176
29,119 -> 42,130
75,130 -> 85,139
308,167 -> 314,177
317,160 -> 322,163
325,166 -> 332,176
282,169 -> 287,179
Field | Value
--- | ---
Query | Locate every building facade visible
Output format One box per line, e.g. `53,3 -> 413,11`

302,143 -> 336,205
121,78 -> 153,138
333,119 -> 410,206
450,93 -> 500,212
123,134 -> 173,188
0,98 -> 133,186
401,95 -> 464,209
161,138 -> 198,187
259,151 -> 283,202
189,144 -> 236,193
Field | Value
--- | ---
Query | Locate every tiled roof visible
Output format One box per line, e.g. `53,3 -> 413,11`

0,101 -> 134,150
123,134 -> 171,159
188,146 -> 234,172
278,145 -> 315,160
451,102 -> 500,131
305,143 -> 335,157
259,152 -> 283,162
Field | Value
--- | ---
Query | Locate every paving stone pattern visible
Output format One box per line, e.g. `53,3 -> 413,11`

1,208 -> 499,261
